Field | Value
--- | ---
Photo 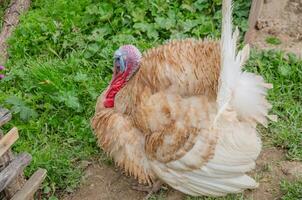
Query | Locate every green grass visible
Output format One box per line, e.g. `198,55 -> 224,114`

266,36 -> 282,45
0,0 -> 301,199
280,180 -> 302,200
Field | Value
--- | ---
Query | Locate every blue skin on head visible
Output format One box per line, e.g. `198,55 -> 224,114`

114,50 -> 127,73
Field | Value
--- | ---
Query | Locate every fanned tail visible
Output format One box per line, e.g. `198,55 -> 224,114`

215,0 -> 276,126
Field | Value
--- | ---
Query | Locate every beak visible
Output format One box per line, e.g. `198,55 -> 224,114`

114,56 -> 126,73
115,60 -> 121,71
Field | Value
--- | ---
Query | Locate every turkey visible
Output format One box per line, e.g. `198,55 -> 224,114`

91,0 -> 276,197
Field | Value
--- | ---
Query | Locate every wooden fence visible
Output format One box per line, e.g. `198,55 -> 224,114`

0,107 -> 47,200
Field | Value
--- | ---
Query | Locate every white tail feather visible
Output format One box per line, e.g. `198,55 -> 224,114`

215,0 -> 275,126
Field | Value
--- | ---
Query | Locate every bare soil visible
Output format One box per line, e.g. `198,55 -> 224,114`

248,0 -> 302,57
63,164 -> 147,200
245,148 -> 301,200
62,161 -> 185,200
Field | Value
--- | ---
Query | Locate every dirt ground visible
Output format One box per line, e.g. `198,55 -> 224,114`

63,163 -> 147,200
64,1 -> 302,199
63,147 -> 302,200
62,161 -> 184,200
249,0 -> 302,57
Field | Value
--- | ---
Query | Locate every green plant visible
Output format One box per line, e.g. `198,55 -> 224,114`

280,180 -> 302,200
266,36 -> 282,45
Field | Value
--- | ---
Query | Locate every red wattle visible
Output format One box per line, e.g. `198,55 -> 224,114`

103,72 -> 128,108
104,98 -> 114,108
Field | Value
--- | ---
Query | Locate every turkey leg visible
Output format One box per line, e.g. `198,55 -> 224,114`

132,180 -> 163,199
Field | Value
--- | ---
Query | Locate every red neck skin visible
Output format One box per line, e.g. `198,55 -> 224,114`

103,70 -> 130,108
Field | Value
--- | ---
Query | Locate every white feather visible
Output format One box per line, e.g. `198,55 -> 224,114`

215,0 -> 275,126
150,119 -> 261,197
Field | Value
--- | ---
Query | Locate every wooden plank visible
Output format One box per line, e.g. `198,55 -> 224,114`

0,127 -> 19,158
0,129 -> 25,199
11,168 -> 47,200
0,108 -> 11,127
0,129 -> 13,171
3,173 -> 26,199
0,108 -> 27,198
244,0 -> 264,44
0,153 -> 32,193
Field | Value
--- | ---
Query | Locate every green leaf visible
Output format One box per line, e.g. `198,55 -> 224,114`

193,0 -> 210,11
74,73 -> 88,82
146,28 -> 159,40
181,4 -> 196,12
48,196 -> 59,200
86,3 -> 113,22
43,186 -> 51,194
278,65 -> 291,77
131,9 -> 146,22
155,17 -> 176,29
133,22 -> 152,32
5,96 -> 37,121
88,27 -> 112,41
133,22 -> 159,40
55,92 -> 81,111
20,106 -> 38,121
181,19 -> 200,32
87,43 -> 100,54
5,96 -> 25,106
98,3 -> 113,21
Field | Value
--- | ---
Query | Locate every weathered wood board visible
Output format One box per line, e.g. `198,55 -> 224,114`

0,127 -> 19,158
11,168 -> 47,200
0,108 -> 11,127
0,153 -> 32,193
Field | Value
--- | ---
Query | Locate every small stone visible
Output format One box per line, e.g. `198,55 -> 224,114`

256,20 -> 268,30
